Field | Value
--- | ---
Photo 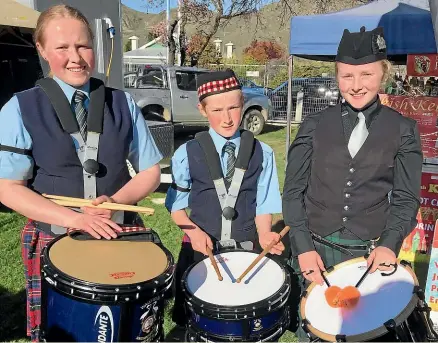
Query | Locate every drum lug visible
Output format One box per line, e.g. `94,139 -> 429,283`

414,286 -> 426,301
400,260 -> 411,267
384,319 -> 397,331
335,334 -> 346,342
325,266 -> 334,273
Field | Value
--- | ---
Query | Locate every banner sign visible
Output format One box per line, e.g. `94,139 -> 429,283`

399,172 -> 438,263
407,54 -> 438,77
380,95 -> 438,159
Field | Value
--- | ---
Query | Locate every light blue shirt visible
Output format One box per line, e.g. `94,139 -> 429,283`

165,128 -> 282,215
0,77 -> 162,180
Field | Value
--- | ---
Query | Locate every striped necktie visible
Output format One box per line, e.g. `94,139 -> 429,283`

224,142 -> 236,189
73,91 -> 88,141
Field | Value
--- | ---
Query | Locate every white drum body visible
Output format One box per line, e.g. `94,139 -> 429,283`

182,250 -> 291,341
300,257 -> 432,342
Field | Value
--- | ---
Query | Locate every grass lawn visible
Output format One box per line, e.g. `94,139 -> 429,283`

0,126 -> 298,342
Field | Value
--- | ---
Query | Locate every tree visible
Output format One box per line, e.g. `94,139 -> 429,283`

243,40 -> 285,64
124,40 -> 132,52
187,34 -> 220,66
146,0 -> 372,66
146,0 -> 262,66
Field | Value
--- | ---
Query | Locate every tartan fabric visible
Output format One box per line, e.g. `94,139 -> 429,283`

288,230 -> 373,341
21,221 -> 54,342
197,77 -> 239,97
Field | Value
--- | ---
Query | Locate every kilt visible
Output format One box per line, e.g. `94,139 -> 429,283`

21,221 -> 54,342
288,230 -> 374,341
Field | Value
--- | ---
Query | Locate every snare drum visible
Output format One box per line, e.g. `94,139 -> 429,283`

300,257 -> 437,342
40,230 -> 174,342
182,249 -> 291,342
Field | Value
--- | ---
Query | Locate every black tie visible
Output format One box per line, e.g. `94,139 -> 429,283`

73,91 -> 88,141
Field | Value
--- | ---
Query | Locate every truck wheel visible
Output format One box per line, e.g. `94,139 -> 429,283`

244,109 -> 265,135
142,106 -> 166,122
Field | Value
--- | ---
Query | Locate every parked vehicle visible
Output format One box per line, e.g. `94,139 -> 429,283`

125,65 -> 273,135
239,78 -> 272,96
268,77 -> 340,120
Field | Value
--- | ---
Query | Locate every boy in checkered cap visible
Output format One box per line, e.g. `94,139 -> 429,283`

165,69 -> 284,327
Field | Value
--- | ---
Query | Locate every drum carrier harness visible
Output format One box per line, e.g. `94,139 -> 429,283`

0,78 -> 125,235
195,130 -> 255,251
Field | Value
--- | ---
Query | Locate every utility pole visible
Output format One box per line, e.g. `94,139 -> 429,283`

166,0 -> 170,64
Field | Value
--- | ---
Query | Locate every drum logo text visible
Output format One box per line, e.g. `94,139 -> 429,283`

94,306 -> 114,342
109,271 -> 135,279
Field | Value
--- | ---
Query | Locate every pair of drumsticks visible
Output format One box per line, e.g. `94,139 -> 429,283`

208,226 -> 291,283
42,194 -> 155,215
45,193 -> 288,283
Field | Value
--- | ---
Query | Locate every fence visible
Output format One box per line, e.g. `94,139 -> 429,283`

123,61 -> 417,124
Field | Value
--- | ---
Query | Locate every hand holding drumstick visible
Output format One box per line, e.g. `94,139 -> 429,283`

207,247 -> 223,281
236,226 -> 290,283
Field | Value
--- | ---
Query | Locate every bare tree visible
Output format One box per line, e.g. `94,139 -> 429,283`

149,0 -> 263,66
148,0 -> 374,65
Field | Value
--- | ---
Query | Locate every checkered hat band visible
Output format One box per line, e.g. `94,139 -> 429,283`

197,77 -> 239,97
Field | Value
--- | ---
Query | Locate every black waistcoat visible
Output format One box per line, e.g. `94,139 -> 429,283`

306,103 -> 401,240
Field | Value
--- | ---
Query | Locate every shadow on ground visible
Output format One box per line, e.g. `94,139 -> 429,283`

0,286 -> 27,341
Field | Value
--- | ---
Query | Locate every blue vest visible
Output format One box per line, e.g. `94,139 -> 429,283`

187,138 -> 263,242
16,86 -> 133,203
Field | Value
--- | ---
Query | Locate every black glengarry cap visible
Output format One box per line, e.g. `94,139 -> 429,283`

336,26 -> 387,65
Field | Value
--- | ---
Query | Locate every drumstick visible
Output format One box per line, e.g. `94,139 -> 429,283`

207,247 -> 223,281
236,226 -> 290,283
42,194 -> 155,215
355,263 -> 373,288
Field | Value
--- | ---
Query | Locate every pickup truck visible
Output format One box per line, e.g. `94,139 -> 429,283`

124,65 -> 272,135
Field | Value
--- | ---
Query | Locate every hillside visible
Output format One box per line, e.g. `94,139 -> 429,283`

121,0 -> 364,57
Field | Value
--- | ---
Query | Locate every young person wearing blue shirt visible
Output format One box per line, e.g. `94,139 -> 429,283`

165,69 -> 284,327
0,5 -> 162,341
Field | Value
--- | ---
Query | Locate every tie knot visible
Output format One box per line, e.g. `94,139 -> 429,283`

224,142 -> 236,155
74,91 -> 87,104
358,112 -> 366,120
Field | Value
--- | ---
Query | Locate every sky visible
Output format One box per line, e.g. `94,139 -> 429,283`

121,0 -> 179,14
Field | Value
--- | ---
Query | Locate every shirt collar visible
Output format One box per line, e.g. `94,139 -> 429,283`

343,96 -> 382,127
53,76 -> 90,104
208,127 -> 241,155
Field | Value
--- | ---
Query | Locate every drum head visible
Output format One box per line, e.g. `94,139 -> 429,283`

300,257 -> 418,341
48,236 -> 168,285
186,251 -> 285,306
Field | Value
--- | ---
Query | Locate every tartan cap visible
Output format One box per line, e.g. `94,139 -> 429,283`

336,26 -> 387,65
197,69 -> 241,102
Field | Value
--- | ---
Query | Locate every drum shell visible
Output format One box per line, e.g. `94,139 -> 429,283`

40,234 -> 175,342
186,309 -> 290,342
41,281 -> 164,342
182,249 -> 291,340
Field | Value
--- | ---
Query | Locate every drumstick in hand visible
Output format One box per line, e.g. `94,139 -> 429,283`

207,247 -> 223,281
236,226 -> 290,283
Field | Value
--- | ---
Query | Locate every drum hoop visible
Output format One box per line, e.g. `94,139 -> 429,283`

299,256 -> 419,341
41,234 -> 175,297
182,249 -> 291,318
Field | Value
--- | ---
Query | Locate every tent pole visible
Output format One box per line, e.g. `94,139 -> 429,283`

285,55 -> 294,170
430,0 -> 438,52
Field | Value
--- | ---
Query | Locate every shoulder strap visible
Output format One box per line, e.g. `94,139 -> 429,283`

0,144 -> 31,156
35,77 -> 105,134
87,77 -> 105,133
36,78 -> 78,133
195,131 -> 223,181
235,130 -> 255,170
